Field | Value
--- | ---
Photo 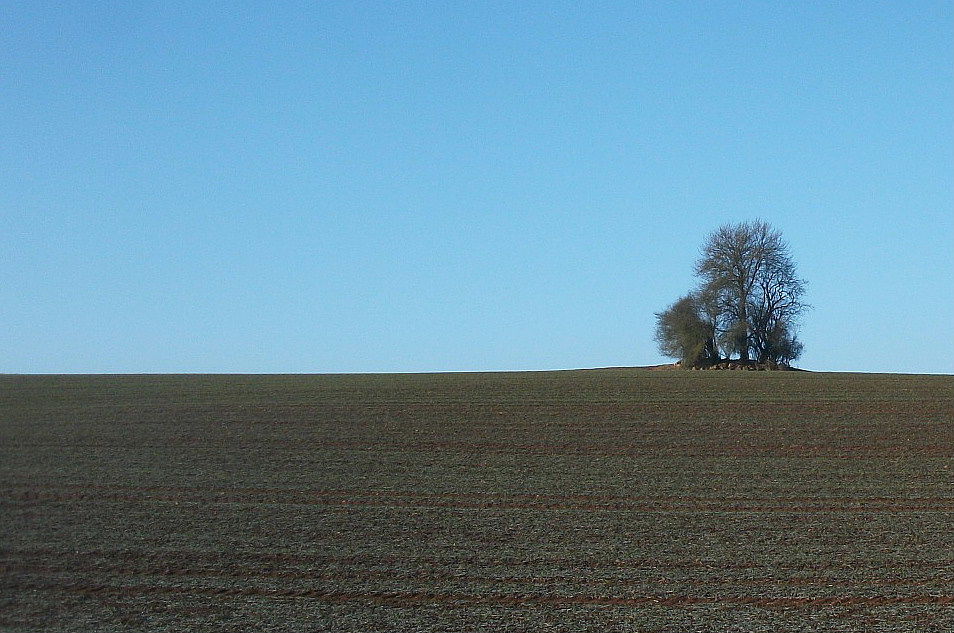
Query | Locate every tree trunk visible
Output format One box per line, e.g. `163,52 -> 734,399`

738,294 -> 749,361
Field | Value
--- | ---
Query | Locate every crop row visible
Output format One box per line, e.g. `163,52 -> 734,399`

4,484 -> 953,512
7,580 -> 954,609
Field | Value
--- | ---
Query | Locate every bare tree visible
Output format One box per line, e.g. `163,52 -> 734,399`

694,220 -> 807,365
655,220 -> 808,368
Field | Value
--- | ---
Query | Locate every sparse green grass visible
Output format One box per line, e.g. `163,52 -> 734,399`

1,370 -> 952,632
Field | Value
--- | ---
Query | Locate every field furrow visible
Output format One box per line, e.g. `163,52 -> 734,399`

1,371 -> 952,631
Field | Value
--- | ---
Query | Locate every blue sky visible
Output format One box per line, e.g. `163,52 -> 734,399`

2,1 -> 951,374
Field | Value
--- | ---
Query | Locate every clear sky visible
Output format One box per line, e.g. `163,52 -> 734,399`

2,1 -> 952,374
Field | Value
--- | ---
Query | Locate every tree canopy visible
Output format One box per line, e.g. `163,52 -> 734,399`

656,220 -> 807,368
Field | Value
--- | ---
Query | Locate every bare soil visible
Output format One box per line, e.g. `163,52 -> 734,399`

1,371 -> 952,632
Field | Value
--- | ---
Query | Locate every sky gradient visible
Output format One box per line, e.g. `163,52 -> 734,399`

3,1 -> 952,374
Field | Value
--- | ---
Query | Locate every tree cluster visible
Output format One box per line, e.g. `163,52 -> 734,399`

655,220 -> 808,368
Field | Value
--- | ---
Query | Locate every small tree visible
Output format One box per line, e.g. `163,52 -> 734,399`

755,319 -> 803,367
654,293 -> 719,367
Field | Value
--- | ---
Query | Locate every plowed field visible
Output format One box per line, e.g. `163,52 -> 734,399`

1,370 -> 952,631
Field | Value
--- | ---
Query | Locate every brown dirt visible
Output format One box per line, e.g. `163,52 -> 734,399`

2,371 -> 952,632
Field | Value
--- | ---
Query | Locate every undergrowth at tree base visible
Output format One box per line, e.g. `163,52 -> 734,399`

678,359 -> 801,371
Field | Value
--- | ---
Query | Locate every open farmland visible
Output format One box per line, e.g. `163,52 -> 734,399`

1,370 -> 952,632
